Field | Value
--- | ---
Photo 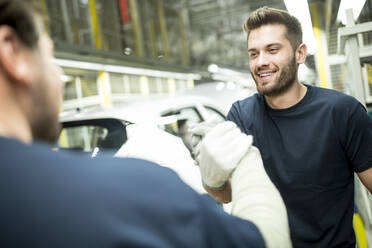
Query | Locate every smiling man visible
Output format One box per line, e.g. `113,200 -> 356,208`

195,6 -> 372,248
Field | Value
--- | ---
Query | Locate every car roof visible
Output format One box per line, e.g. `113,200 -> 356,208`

59,95 -> 222,124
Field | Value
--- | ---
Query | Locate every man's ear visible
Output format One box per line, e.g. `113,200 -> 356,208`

0,26 -> 36,86
296,43 -> 307,65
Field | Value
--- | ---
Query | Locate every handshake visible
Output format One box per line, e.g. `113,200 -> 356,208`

189,121 -> 253,189
190,121 -> 292,248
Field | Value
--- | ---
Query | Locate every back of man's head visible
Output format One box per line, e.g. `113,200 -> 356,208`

243,6 -> 302,51
0,0 -> 44,49
0,0 -> 63,144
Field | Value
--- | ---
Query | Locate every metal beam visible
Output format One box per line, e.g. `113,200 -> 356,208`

325,0 -> 333,36
60,0 -> 73,43
157,0 -> 169,62
338,21 -> 372,54
343,9 -> 367,105
129,0 -> 144,57
148,18 -> 159,59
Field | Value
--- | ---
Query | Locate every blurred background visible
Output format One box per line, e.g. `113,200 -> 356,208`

39,0 -> 372,112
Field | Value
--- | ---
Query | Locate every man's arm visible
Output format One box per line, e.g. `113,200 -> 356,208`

194,122 -> 292,247
203,180 -> 231,203
230,146 -> 292,248
358,167 -> 372,193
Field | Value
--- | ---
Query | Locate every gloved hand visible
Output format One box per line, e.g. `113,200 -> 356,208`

196,121 -> 253,189
188,118 -> 220,163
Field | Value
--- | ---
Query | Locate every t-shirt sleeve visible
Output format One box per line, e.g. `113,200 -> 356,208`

342,103 -> 372,172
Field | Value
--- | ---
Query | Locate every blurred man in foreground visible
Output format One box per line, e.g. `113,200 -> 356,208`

0,0 -> 291,247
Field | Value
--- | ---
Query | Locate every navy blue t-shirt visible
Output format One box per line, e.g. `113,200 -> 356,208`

227,84 -> 372,248
0,137 -> 265,248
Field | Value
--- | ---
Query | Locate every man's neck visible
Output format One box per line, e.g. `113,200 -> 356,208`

0,98 -> 33,144
264,82 -> 307,109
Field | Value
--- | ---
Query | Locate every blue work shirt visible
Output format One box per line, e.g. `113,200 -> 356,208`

0,137 -> 265,248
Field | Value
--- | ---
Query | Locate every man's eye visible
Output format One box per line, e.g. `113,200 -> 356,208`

269,48 -> 278,53
249,52 -> 257,57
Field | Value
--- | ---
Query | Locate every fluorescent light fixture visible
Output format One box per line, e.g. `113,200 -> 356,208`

60,75 -> 73,82
284,0 -> 317,54
215,82 -> 225,91
208,64 -> 219,73
337,0 -> 366,25
226,81 -> 236,90
53,58 -> 201,81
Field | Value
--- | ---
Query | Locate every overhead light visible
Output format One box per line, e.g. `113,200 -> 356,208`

53,58 -> 201,81
226,81 -> 236,90
215,82 -> 225,91
208,64 -> 219,73
123,47 -> 132,55
284,0 -> 317,55
60,75 -> 73,82
337,0 -> 366,25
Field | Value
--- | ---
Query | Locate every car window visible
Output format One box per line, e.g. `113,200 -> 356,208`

57,119 -> 127,157
160,107 -> 202,135
59,125 -> 109,152
160,107 -> 202,155
177,107 -> 203,123
203,106 -> 226,122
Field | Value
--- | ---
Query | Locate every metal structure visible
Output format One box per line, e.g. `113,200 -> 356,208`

40,0 -> 372,107
337,8 -> 372,248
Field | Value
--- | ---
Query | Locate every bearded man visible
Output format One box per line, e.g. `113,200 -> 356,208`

192,6 -> 372,248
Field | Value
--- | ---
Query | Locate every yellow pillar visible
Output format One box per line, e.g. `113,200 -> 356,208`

129,0 -> 144,57
310,3 -> 331,88
98,71 -> 112,108
39,0 -> 49,34
187,79 -> 194,89
353,213 -> 368,248
178,10 -> 190,66
89,0 -> 102,49
140,76 -> 149,97
168,78 -> 176,95
59,130 -> 68,148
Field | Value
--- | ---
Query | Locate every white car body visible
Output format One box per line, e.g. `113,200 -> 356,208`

58,95 -> 226,194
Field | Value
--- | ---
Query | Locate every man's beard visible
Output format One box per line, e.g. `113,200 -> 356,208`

253,56 -> 297,97
30,84 -> 61,144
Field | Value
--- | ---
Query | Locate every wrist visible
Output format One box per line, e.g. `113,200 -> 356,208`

202,179 -> 227,190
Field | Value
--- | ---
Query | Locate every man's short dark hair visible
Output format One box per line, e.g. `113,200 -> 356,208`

0,0 -> 45,48
243,6 -> 303,50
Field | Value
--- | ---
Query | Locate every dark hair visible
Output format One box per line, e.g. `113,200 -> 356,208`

243,6 -> 302,50
0,0 -> 45,48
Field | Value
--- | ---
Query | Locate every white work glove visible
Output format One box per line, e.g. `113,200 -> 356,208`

196,121 -> 253,189
188,118 -> 220,163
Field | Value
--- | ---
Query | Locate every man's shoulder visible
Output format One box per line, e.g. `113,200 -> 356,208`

235,93 -> 262,106
230,93 -> 263,114
310,85 -> 359,108
0,137 -> 200,212
0,137 -> 178,183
